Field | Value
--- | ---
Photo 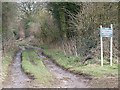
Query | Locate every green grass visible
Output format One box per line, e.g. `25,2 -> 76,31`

40,44 -> 49,49
22,50 -> 53,85
43,49 -> 118,77
2,52 -> 13,81
70,64 -> 118,77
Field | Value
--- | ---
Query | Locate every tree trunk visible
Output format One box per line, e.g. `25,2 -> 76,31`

18,21 -> 25,40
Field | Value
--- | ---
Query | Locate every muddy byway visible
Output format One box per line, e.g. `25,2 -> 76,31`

3,50 -> 36,88
3,50 -> 31,88
3,49 -> 89,88
38,52 -> 89,88
2,50 -> 43,88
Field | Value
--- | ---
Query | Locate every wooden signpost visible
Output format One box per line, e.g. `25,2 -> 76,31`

100,24 -> 113,66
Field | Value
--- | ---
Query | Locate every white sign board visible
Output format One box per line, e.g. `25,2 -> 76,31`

100,28 -> 113,37
100,24 -> 113,66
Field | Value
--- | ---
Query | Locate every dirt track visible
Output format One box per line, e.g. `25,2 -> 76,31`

38,52 -> 89,88
3,48 -> 118,88
3,49 -> 89,88
2,50 -> 32,88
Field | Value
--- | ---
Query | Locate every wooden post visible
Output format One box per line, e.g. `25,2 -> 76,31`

110,24 -> 113,66
100,25 -> 103,66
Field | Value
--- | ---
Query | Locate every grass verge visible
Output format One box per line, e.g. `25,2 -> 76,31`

43,49 -> 118,78
22,49 -> 54,85
2,52 -> 13,82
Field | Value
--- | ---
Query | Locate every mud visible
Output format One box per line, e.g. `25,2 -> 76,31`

3,46 -> 118,88
3,49 -> 89,88
3,50 -> 88,88
38,52 -> 89,88
2,50 -> 31,88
